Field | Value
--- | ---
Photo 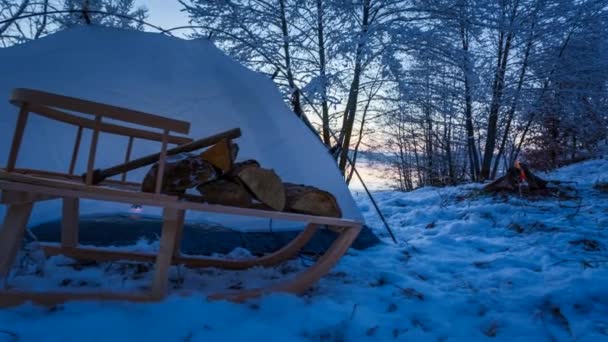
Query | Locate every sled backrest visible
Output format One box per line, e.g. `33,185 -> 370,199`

6,88 -> 192,188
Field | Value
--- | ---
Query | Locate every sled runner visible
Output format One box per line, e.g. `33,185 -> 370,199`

0,88 -> 362,307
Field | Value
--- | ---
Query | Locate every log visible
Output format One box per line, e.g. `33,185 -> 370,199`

235,165 -> 285,211
200,139 -> 239,172
83,128 -> 241,184
284,183 -> 342,218
141,154 -> 218,194
195,180 -> 252,207
227,159 -> 260,178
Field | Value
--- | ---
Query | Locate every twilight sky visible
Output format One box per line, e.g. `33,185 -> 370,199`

135,0 -> 189,30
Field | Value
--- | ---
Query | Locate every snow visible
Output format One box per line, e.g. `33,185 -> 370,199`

0,27 -> 361,229
1,157 -> 607,341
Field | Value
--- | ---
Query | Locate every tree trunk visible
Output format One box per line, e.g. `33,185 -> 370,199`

480,0 -> 518,180
316,0 -> 331,145
346,97 -> 369,185
278,0 -> 302,117
512,28 -> 574,163
424,69 -> 435,185
347,76 -> 380,184
34,0 -> 49,39
338,0 -> 370,173
460,22 -> 480,181
492,19 -> 535,178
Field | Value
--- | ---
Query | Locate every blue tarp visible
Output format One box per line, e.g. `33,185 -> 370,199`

29,214 -> 381,256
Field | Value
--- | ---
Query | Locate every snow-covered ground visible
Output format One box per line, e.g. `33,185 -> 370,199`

1,158 -> 607,341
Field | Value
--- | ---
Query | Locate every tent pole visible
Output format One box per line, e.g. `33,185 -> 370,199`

350,160 -> 397,243
294,88 -> 397,243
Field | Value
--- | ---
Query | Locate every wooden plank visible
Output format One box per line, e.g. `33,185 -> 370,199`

0,202 -> 33,283
85,115 -> 102,185
0,172 -> 362,228
0,290 -> 152,308
40,243 -> 156,263
11,88 -> 190,134
0,190 -> 57,204
32,224 -> 361,306
0,171 -> 176,203
121,136 -> 134,183
40,223 -> 320,270
173,210 -> 186,258
150,208 -> 182,299
154,130 -> 169,194
10,168 -> 141,189
174,200 -> 362,228
84,128 -> 241,185
61,197 -> 79,248
68,126 -> 83,175
179,223 -> 320,269
6,104 -> 29,171
200,138 -> 234,171
208,225 -> 362,302
27,104 -> 192,144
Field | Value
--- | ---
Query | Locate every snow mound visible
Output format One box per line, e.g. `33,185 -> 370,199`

0,27 -> 361,228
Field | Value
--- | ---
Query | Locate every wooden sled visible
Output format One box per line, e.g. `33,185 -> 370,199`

0,88 -> 362,307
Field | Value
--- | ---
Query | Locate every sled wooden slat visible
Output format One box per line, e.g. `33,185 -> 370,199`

39,223 -> 320,270
122,136 -> 134,183
11,88 -> 190,134
6,104 -> 29,172
26,103 -> 192,145
0,290 -> 152,307
85,115 -> 102,185
0,172 -> 360,228
0,190 -> 57,205
209,226 -> 362,302
61,198 -> 79,248
154,130 -> 169,194
0,171 -> 177,203
0,202 -> 33,281
151,208 -> 182,299
9,168 -> 141,189
0,88 -> 363,307
69,126 -> 83,175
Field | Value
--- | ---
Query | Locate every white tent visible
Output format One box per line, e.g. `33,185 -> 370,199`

0,27 -> 363,229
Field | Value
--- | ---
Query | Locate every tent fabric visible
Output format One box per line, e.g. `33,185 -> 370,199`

0,27 -> 363,230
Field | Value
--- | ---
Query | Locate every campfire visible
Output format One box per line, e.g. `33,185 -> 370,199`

483,161 -> 548,193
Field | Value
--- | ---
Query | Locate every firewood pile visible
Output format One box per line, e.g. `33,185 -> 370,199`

475,161 -> 582,202
141,138 -> 342,217
483,161 -> 548,193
